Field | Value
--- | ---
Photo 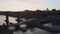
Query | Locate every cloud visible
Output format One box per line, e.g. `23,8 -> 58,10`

0,0 -> 60,11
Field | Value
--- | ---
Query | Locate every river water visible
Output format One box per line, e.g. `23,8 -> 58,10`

0,15 -> 60,34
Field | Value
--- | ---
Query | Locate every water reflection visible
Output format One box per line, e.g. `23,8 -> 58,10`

0,15 -> 60,34
0,15 -> 6,25
0,15 -> 17,25
13,28 -> 51,34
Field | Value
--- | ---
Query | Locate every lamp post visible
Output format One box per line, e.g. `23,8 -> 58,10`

16,12 -> 20,24
5,12 -> 9,26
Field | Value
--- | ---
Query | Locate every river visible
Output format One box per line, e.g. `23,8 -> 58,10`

0,15 -> 60,34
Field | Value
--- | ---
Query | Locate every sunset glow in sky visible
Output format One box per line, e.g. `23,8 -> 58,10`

0,0 -> 60,11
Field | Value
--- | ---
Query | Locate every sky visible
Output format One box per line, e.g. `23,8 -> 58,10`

0,0 -> 60,11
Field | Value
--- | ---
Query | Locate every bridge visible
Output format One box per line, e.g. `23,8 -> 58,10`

0,12 -> 60,34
